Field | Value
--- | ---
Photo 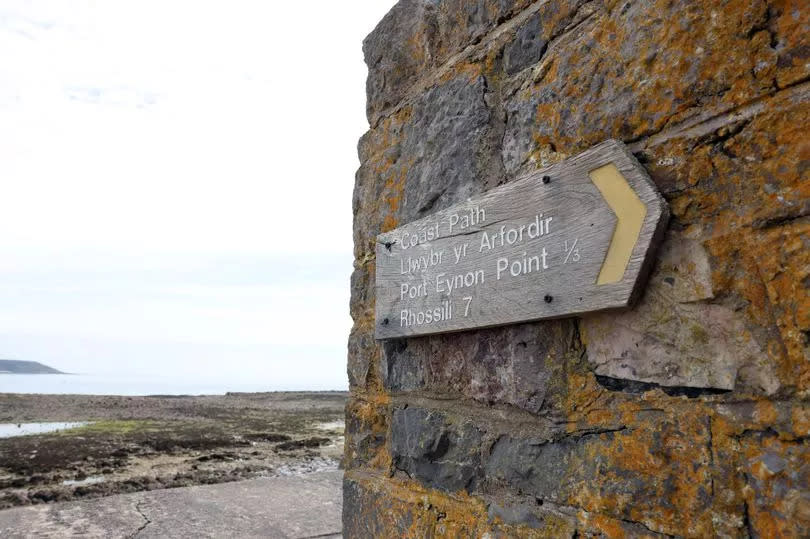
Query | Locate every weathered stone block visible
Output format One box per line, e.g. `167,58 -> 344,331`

380,338 -> 425,392
704,222 -> 809,394
353,71 -> 494,263
383,321 -> 576,415
343,471 -> 490,537
348,264 -> 373,323
343,475 -> 430,537
344,396 -> 389,470
650,93 -> 810,234
582,232 -> 779,394
503,0 -> 590,76
740,434 -> 810,538
344,470 -> 661,537
363,0 -> 534,124
486,415 -> 715,536
390,406 -> 483,492
362,0 -> 435,125
501,0 -> 810,176
710,401 -> 810,537
582,89 -> 809,395
752,221 -> 810,389
385,401 -> 717,536
347,326 -> 374,390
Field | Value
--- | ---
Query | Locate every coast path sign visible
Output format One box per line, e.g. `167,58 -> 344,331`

375,139 -> 669,339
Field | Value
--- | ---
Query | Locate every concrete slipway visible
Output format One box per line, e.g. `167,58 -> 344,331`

0,470 -> 342,538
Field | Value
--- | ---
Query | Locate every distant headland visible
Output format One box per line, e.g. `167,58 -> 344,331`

0,360 -> 65,374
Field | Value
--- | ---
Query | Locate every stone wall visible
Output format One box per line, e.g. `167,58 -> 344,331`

345,1 -> 809,536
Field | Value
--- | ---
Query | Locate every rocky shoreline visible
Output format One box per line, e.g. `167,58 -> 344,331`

0,392 -> 347,509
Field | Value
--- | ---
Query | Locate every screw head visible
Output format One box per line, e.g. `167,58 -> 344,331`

542,175 -> 551,184
544,295 -> 553,303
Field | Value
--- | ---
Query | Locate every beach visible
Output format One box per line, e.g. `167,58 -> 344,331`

0,391 -> 346,509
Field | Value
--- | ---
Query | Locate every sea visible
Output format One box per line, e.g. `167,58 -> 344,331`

0,374 -> 328,396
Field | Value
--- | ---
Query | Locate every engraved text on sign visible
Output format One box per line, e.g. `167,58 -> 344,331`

375,140 -> 668,339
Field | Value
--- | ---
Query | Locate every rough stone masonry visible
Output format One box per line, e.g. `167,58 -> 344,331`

345,1 -> 809,537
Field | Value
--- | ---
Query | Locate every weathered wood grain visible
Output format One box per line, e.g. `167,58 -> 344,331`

375,139 -> 669,339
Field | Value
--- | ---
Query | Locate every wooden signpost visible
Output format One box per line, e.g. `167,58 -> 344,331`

374,139 -> 669,339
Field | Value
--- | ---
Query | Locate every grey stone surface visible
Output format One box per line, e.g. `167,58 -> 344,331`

353,70 -> 494,263
381,338 -> 425,392
362,0 -> 433,125
503,12 -> 545,76
342,475 -> 416,538
485,434 -> 586,503
349,69 -> 501,399
582,233 -> 779,393
486,499 -> 574,531
503,0 -> 590,77
347,325 -> 374,389
0,471 -> 343,539
344,397 -> 387,469
397,74 -> 492,219
350,71 -> 496,344
382,321 -> 575,415
363,0 -> 534,124
390,406 -> 482,492
482,422 -> 714,520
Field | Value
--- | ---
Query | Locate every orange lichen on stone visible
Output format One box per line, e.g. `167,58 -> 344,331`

771,0 -> 810,88
349,0 -> 810,536
755,400 -> 780,425
574,412 -> 713,536
739,434 -> 810,537
561,369 -> 608,423
753,222 -> 810,388
706,230 -> 779,331
344,394 -> 391,472
700,220 -> 810,392
439,61 -> 483,84
345,469 -> 674,538
344,470 -> 492,537
579,512 -> 627,539
792,407 -> 810,437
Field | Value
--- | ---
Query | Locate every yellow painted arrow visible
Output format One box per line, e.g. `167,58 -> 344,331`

589,164 -> 647,285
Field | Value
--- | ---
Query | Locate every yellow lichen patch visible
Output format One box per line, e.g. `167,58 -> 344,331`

440,61 -> 483,84
705,230 -> 776,327
791,407 -> 810,437
751,222 -> 810,390
344,395 -> 391,472
347,469 -> 642,538
577,413 -> 714,536
381,158 -> 410,233
772,0 -> 810,88
738,434 -> 810,537
754,401 -> 779,425
345,470 -> 492,537
578,512 -> 627,539
561,370 -> 608,424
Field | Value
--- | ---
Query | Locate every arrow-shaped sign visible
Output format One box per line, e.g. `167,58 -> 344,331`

375,139 -> 669,339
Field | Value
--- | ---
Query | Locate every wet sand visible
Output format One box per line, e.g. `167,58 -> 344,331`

0,392 -> 347,509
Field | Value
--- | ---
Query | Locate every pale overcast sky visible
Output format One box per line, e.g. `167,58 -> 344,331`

0,1 -> 396,392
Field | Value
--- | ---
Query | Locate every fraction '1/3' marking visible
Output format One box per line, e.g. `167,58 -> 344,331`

563,238 -> 580,263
